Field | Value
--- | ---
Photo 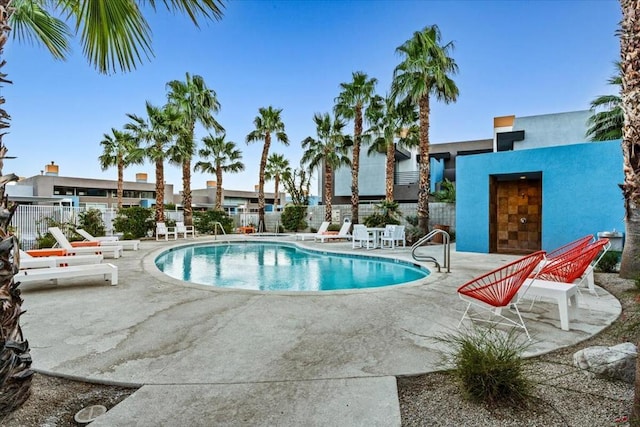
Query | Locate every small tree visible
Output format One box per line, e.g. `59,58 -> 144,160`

78,208 -> 106,237
281,205 -> 308,232
113,207 -> 154,239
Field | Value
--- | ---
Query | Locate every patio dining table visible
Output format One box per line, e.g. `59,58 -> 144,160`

366,227 -> 387,249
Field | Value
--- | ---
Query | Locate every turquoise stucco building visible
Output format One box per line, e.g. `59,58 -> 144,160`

456,139 -> 624,253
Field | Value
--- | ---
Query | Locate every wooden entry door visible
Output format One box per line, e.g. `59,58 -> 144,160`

493,178 -> 542,254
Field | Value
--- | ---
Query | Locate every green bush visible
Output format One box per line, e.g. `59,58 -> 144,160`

113,207 -> 154,239
280,205 -> 307,232
35,216 -> 80,248
193,210 -> 234,234
327,223 -> 341,232
436,326 -> 532,407
78,208 -> 106,237
595,250 -> 621,273
363,200 -> 402,227
431,178 -> 456,202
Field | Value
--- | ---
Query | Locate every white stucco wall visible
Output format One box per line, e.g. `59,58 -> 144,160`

513,110 -> 592,149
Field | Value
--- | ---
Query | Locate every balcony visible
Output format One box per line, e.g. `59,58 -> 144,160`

394,171 -> 419,185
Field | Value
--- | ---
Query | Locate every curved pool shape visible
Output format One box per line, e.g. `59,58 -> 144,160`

155,242 -> 429,291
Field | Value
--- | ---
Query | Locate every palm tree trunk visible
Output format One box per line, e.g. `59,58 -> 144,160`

117,155 -> 124,209
155,156 -> 165,223
215,167 -> 223,211
417,95 -> 431,233
182,158 -> 193,226
351,107 -> 363,224
386,137 -> 395,201
0,5 -> 33,416
324,164 -> 333,222
620,2 -> 640,424
258,134 -> 271,232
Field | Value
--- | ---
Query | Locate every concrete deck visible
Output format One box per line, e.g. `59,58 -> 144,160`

19,234 -> 621,426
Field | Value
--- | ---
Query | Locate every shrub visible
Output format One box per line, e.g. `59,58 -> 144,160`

436,326 -> 532,407
78,208 -> 106,237
193,210 -> 234,234
280,205 -> 307,232
35,216 -> 80,248
363,200 -> 402,227
595,250 -> 621,273
431,178 -> 456,202
113,207 -> 154,239
327,223 -> 341,232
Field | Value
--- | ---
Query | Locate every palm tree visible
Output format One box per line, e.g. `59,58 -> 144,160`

392,25 -> 459,234
98,128 -> 144,209
301,113 -> 351,222
367,95 -> 420,201
194,134 -> 245,211
246,106 -> 289,231
0,0 -> 224,416
586,62 -> 623,141
126,102 -> 181,223
166,73 -> 223,227
335,72 -> 378,224
265,153 -> 291,210
619,1 -> 640,420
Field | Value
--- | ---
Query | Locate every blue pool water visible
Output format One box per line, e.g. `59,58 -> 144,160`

155,242 -> 429,291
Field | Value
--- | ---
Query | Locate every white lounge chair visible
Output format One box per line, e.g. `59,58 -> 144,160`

380,225 -> 406,249
352,224 -> 375,249
15,263 -> 118,286
295,221 -> 330,241
315,222 -> 352,243
156,222 -> 177,241
176,222 -> 195,238
48,227 -> 123,259
20,249 -> 103,269
75,228 -> 140,250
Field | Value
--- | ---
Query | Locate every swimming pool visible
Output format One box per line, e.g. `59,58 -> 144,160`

155,242 -> 429,291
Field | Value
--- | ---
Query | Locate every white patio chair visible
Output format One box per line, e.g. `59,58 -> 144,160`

176,222 -> 195,238
75,228 -> 140,250
156,222 -> 177,241
295,221 -> 330,241
48,227 -> 123,259
315,222 -> 353,243
352,224 -> 375,249
380,225 -> 406,249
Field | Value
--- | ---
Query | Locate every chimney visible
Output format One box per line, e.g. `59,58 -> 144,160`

44,161 -> 59,176
206,180 -> 217,188
136,173 -> 148,183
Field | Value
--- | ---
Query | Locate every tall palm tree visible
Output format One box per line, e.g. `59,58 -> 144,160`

367,95 -> 420,201
265,153 -> 291,210
246,106 -> 289,231
194,134 -> 244,211
392,25 -> 459,234
301,113 -> 351,222
126,102 -> 181,223
0,0 -> 225,416
335,72 -> 378,224
586,62 -> 623,141
166,73 -> 223,226
618,1 -> 640,420
98,128 -> 144,209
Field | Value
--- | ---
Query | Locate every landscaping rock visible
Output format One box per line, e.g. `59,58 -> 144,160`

573,342 -> 637,383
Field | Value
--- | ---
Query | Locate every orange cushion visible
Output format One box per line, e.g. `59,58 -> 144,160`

70,241 -> 101,247
26,249 -> 67,257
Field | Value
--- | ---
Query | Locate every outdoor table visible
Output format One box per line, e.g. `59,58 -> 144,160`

366,227 -> 387,249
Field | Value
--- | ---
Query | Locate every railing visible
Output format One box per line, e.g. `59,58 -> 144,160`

394,171 -> 419,185
212,221 -> 226,239
411,229 -> 451,273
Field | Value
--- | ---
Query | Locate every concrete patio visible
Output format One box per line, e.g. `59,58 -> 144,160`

18,234 -> 621,426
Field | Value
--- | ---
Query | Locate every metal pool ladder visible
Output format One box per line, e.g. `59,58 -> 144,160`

411,229 -> 451,273
213,222 -> 226,239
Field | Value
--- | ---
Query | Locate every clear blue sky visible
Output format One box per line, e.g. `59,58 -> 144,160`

3,0 -> 621,194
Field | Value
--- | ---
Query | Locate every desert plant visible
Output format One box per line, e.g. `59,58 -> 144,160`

280,204 -> 308,232
193,210 -> 234,234
363,199 -> 402,227
595,250 -> 621,273
436,326 -> 533,407
431,178 -> 456,202
113,207 -> 154,239
327,223 -> 342,232
78,208 -> 106,237
405,215 -> 419,226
